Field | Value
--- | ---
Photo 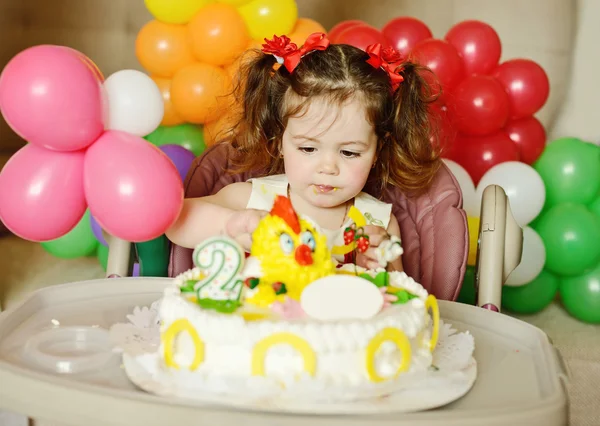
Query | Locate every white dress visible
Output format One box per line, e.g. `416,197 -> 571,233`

246,174 -> 393,262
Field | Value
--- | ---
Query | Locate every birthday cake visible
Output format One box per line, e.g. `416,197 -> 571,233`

149,196 -> 441,402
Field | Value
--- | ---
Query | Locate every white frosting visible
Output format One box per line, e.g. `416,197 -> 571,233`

158,270 -> 435,397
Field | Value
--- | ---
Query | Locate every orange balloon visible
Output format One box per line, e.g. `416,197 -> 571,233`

136,20 -> 195,78
171,63 -> 232,124
288,18 -> 327,46
151,76 -> 185,126
188,4 -> 250,67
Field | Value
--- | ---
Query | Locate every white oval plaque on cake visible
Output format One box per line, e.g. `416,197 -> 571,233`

300,275 -> 384,321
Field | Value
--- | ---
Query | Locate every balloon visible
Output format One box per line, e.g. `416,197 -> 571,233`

447,132 -> 520,184
505,227 -> 546,286
410,39 -> 464,95
171,63 -> 232,124
145,124 -> 206,156
159,144 -> 196,181
103,70 -> 164,137
466,216 -> 480,266
533,137 -> 600,208
457,265 -> 476,305
188,4 -> 250,67
502,269 -> 558,314
97,243 -> 109,271
444,20 -> 502,76
217,0 -> 251,5
0,145 -> 86,242
448,75 -> 509,136
144,0 -> 210,24
151,76 -> 185,126
89,214 -> 108,247
135,20 -> 196,78
504,116 -> 546,165
382,17 -> 432,58
328,20 -> 365,43
238,0 -> 298,41
559,261 -> 600,323
41,210 -> 98,259
0,45 -> 104,151
442,159 -> 479,217
84,131 -> 184,242
589,194 -> 600,218
492,59 -> 550,119
534,203 -> 600,277
476,161 -> 545,227
335,24 -> 388,52
136,234 -> 170,277
288,18 -> 327,47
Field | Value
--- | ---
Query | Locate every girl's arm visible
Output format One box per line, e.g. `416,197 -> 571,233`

165,182 -> 252,249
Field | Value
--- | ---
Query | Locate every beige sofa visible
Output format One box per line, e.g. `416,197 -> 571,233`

1,0 -> 597,425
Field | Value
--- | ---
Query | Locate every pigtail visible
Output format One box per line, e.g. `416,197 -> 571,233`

379,63 -> 442,195
230,51 -> 287,175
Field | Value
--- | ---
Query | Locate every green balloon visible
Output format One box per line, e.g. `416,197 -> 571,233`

135,234 -> 170,277
533,137 -> 600,208
97,244 -> 109,271
589,193 -> 600,218
41,210 -> 98,259
559,261 -> 600,323
145,124 -> 206,156
502,269 -> 559,314
534,203 -> 600,276
457,266 -> 476,305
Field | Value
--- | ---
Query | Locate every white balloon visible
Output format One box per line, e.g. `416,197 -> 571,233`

443,159 -> 479,217
475,161 -> 546,227
103,70 -> 164,137
505,227 -> 546,286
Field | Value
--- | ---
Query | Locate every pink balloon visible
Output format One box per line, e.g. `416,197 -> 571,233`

84,131 -> 184,242
0,144 -> 87,242
0,45 -> 105,151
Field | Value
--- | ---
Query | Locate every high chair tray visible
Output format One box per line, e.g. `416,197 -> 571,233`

0,278 -> 568,426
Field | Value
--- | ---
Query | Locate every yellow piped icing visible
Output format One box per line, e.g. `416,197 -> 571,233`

331,206 -> 367,255
365,327 -> 412,383
252,332 -> 317,377
162,319 -> 204,371
425,295 -> 440,352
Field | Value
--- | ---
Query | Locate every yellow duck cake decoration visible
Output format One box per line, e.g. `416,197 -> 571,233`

243,195 -> 336,308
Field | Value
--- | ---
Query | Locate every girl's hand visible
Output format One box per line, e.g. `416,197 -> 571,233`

355,225 -> 392,270
225,209 -> 268,252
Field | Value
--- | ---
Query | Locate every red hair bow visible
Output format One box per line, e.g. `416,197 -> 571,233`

262,32 -> 330,73
365,44 -> 405,91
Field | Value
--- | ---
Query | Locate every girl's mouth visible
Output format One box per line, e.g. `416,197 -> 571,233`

313,185 -> 337,194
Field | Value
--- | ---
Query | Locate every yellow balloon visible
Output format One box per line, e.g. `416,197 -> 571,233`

218,0 -> 251,6
467,216 -> 480,266
238,0 -> 298,41
145,0 -> 212,24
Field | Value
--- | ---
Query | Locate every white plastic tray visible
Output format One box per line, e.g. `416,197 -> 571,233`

0,278 -> 569,426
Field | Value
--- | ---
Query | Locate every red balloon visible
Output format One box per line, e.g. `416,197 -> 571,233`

504,116 -> 547,164
448,75 -> 510,136
335,24 -> 388,51
445,20 -> 502,76
410,38 -> 464,97
492,59 -> 550,119
328,20 -> 366,43
382,17 -> 433,57
447,132 -> 520,184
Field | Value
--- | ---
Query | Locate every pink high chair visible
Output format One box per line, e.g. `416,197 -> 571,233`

168,142 -> 470,302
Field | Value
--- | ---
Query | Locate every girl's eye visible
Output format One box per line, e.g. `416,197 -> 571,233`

279,233 -> 295,255
300,231 -> 316,251
299,147 -> 316,154
341,150 -> 360,158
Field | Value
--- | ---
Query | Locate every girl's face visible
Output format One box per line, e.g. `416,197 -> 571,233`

281,96 -> 377,209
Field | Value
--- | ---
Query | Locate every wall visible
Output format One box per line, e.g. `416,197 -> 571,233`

0,0 -> 575,153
